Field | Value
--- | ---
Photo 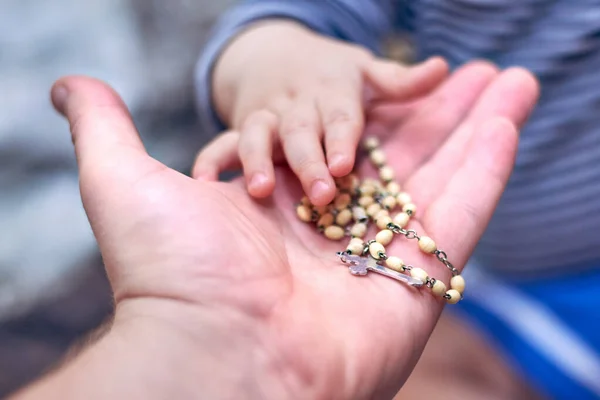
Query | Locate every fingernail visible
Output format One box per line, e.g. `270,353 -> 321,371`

250,172 -> 268,189
329,153 -> 347,169
310,179 -> 330,201
51,84 -> 69,115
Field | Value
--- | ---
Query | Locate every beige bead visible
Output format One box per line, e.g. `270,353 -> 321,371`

314,205 -> 329,216
368,242 -> 386,259
300,196 -> 312,207
296,205 -> 312,222
393,212 -> 410,228
363,136 -> 380,151
334,193 -> 351,210
396,192 -> 412,206
385,256 -> 404,272
445,289 -> 462,304
358,196 -> 374,207
418,236 -> 437,254
346,238 -> 365,255
369,149 -> 386,166
350,223 -> 367,237
363,178 -> 379,186
381,195 -> 397,210
386,182 -> 401,195
349,174 -> 360,190
349,237 -> 364,246
373,209 -> 389,222
335,175 -> 354,190
410,267 -> 429,283
335,208 -> 353,226
450,275 -> 466,294
375,229 -> 394,246
376,216 -> 393,230
431,280 -> 447,297
403,203 -> 417,216
360,186 -> 377,198
352,206 -> 368,222
324,225 -> 345,240
379,166 -> 395,182
317,213 -> 334,228
366,203 -> 382,217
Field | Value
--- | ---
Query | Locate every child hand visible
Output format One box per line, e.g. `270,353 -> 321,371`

195,21 -> 448,205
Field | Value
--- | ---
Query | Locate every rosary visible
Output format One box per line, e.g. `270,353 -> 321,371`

296,137 -> 465,304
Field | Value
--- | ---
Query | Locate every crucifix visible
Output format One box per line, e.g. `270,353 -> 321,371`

336,252 -> 424,287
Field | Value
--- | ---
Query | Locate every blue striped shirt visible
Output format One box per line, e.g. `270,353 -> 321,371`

195,0 -> 600,275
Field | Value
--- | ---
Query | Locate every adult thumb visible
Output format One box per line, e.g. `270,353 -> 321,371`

50,76 -> 159,223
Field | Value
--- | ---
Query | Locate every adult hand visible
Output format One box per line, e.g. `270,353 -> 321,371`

15,62 -> 537,400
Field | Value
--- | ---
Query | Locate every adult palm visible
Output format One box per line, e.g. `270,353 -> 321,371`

50,62 -> 537,400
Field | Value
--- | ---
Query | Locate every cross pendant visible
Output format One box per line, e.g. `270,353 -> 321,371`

337,252 -> 424,287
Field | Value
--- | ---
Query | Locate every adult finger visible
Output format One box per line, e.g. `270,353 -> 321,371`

406,67 -> 540,208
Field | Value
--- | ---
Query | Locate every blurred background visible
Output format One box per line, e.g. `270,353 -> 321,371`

0,0 -> 234,395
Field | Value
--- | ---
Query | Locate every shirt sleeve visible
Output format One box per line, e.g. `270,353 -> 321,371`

194,0 -> 398,136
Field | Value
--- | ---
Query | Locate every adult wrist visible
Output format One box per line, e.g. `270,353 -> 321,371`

13,297 -> 306,400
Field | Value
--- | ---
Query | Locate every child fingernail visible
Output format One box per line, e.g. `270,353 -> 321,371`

329,153 -> 347,169
310,179 -> 330,200
250,172 -> 268,189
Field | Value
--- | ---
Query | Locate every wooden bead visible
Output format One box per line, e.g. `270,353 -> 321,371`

360,184 -> 377,197
358,196 -> 374,207
376,216 -> 393,230
431,280 -> 447,297
418,236 -> 437,254
350,223 -> 367,238
445,289 -> 461,304
450,275 -> 466,294
317,213 -> 334,228
379,166 -> 395,182
386,182 -> 401,195
352,206 -> 368,222
334,193 -> 351,210
346,238 -> 365,255
373,209 -> 389,221
366,203 -> 382,217
396,192 -> 412,206
403,203 -> 417,216
335,208 -> 353,226
324,225 -> 345,240
385,256 -> 404,272
375,229 -> 394,246
296,205 -> 312,222
369,242 -> 386,259
393,212 -> 410,228
349,237 -> 364,246
349,174 -> 359,190
369,149 -> 386,166
410,268 -> 429,283
382,195 -> 397,210
314,205 -> 329,216
363,136 -> 380,151
300,196 -> 312,207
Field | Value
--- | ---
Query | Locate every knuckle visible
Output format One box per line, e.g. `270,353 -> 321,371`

323,109 -> 361,133
243,109 -> 277,129
281,117 -> 316,138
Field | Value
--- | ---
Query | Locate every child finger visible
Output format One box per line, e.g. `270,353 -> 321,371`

279,100 -> 336,206
192,131 -> 242,180
239,109 -> 278,198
